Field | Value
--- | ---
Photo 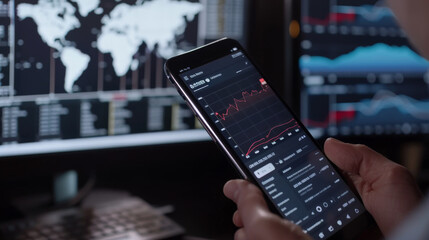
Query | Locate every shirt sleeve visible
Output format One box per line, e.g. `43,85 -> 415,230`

388,194 -> 429,240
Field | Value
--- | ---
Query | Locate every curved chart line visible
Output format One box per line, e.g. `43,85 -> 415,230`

337,90 -> 429,120
246,119 -> 299,156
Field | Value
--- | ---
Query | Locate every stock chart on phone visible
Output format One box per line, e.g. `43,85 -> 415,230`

204,76 -> 299,158
299,0 -> 429,138
180,51 -> 302,160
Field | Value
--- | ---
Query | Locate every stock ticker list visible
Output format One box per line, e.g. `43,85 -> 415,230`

0,0 -> 248,145
182,51 -> 364,239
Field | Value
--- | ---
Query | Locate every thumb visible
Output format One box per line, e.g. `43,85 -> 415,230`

324,137 -> 396,185
224,179 -> 311,240
224,179 -> 270,224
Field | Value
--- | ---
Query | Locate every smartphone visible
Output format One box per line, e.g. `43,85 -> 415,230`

164,38 -> 373,240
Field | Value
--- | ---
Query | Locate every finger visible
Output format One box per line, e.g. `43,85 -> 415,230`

233,210 -> 243,227
234,228 -> 246,240
224,179 -> 267,207
224,179 -> 270,225
324,138 -> 398,184
245,216 -> 312,240
224,179 -> 247,201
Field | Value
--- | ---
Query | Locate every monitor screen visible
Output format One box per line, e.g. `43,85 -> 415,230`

0,0 -> 248,157
298,0 -> 429,139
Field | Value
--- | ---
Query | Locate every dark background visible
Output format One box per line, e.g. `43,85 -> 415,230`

1,0 -> 428,239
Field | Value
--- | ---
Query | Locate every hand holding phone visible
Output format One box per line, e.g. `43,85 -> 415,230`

164,38 -> 373,239
224,179 -> 314,240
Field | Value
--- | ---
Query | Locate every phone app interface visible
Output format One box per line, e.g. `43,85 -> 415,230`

179,50 -> 365,239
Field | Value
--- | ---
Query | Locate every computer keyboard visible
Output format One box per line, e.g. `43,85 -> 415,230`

0,197 -> 184,240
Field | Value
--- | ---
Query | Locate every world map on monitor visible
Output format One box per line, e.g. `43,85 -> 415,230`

17,0 -> 202,93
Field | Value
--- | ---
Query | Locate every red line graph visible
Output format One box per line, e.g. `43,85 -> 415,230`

246,119 -> 299,156
215,78 -> 268,121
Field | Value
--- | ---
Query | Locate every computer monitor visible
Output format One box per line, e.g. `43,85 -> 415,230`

296,0 -> 429,139
0,0 -> 249,157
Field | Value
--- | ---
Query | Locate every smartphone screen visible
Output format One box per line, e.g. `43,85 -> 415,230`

166,40 -> 367,240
